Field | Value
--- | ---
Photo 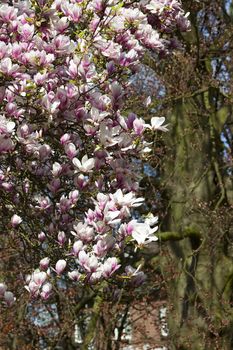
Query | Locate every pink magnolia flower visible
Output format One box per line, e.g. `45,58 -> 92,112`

65,143 -> 77,159
52,162 -> 62,177
104,208 -> 121,226
69,190 -> 79,204
18,23 -> 35,41
61,3 -> 82,22
39,257 -> 50,271
57,231 -> 66,245
72,222 -> 94,243
0,58 -> 19,76
0,4 -> 18,22
60,133 -> 71,145
40,283 -> 52,300
93,240 -> 107,257
52,17 -> 69,33
125,265 -> 147,286
68,270 -> 81,281
101,257 -> 120,278
33,271 -> 47,286
34,72 -> 48,85
25,281 -> 40,297
133,118 -> 145,135
74,174 -> 89,189
78,251 -> 98,272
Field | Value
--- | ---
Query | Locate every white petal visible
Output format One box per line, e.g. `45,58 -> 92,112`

73,157 -> 81,169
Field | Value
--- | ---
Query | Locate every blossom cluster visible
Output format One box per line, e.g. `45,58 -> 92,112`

144,0 -> 190,33
0,0 -> 189,304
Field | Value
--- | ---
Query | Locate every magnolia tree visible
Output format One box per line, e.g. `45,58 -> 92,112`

0,0 -> 189,312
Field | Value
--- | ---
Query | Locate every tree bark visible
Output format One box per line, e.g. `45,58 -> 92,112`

161,94 -> 233,350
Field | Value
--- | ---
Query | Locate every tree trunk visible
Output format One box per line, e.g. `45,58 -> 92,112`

161,93 -> 233,350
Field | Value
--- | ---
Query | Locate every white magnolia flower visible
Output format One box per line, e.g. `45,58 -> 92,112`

145,0 -> 166,14
146,117 -> 169,132
104,209 -> 121,226
145,215 -> 158,227
0,115 -> 15,134
131,221 -> 158,245
52,162 -> 62,177
111,189 -> 144,207
73,155 -> 95,172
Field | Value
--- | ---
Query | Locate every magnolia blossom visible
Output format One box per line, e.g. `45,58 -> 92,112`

0,135 -> 14,153
0,57 -> 19,75
40,283 -> 52,300
4,291 -> 15,306
146,117 -> 169,131
101,258 -> 120,278
57,231 -> 66,245
55,260 -> 67,275
52,162 -> 62,177
68,270 -> 81,281
99,123 -> 122,147
39,257 -> 50,271
72,222 -> 95,243
0,282 -> 15,306
0,115 -> 15,134
11,214 -> 22,227
73,155 -> 95,173
125,265 -> 147,286
78,251 -> 98,273
33,271 -> 47,286
111,189 -> 144,207
131,221 -> 158,245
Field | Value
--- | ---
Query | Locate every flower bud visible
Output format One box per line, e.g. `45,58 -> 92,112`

69,190 -> 79,204
57,231 -> 66,246
11,214 -> 22,227
39,257 -> 50,271
38,231 -> 46,242
4,291 -> 15,306
40,283 -> 52,300
55,260 -> 66,275
60,133 -> 70,145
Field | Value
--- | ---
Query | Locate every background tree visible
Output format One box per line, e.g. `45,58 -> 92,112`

136,0 -> 233,348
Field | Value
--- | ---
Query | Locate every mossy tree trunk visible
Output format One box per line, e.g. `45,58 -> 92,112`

160,92 -> 233,350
